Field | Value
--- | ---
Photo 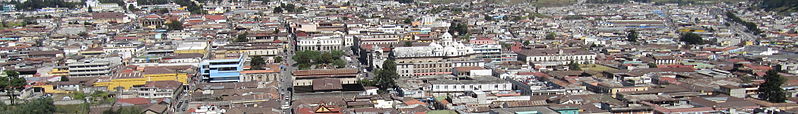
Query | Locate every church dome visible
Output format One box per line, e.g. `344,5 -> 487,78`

444,46 -> 457,56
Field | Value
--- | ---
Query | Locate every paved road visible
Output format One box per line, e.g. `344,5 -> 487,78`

280,23 -> 297,114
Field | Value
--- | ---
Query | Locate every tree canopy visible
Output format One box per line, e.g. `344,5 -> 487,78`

545,32 -> 556,40
374,59 -> 397,92
251,56 -> 265,70
759,70 -> 787,103
137,0 -> 169,5
173,0 -> 205,14
397,0 -> 413,4
234,32 -> 249,42
0,70 -> 27,105
273,3 -> 304,13
448,21 -> 468,36
726,12 -> 762,35
166,20 -> 183,31
11,0 -> 81,11
627,30 -> 638,42
0,98 -> 56,114
679,32 -> 704,45
274,56 -> 283,63
568,62 -> 581,71
292,50 -> 345,69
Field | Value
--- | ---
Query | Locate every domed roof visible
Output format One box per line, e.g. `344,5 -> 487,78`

429,42 -> 443,49
454,42 -> 465,48
443,46 -> 457,56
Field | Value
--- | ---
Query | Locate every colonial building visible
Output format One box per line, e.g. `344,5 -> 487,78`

296,34 -> 344,52
516,48 -> 597,66
428,76 -> 513,96
392,32 -> 482,77
354,33 -> 401,49
140,14 -> 165,29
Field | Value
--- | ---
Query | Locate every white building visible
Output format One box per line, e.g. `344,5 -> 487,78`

428,76 -> 512,96
516,48 -> 597,65
393,32 -> 480,77
297,35 -> 344,52
67,60 -> 113,77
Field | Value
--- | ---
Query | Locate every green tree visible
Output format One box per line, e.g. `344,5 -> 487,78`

318,52 -> 335,64
333,59 -> 346,68
374,59 -> 397,92
0,70 -> 26,105
71,91 -> 90,113
60,76 -> 69,81
88,6 -> 93,12
404,41 -> 413,46
403,18 -> 413,24
358,79 -> 376,86
273,7 -> 283,13
648,63 -> 658,68
568,62 -> 581,71
165,20 -> 183,30
78,32 -> 89,37
679,32 -> 704,45
523,40 -> 530,46
16,97 -> 56,114
448,21 -> 468,36
235,32 -> 249,42
251,56 -> 264,70
331,50 -> 345,58
545,32 -> 556,40
128,4 -> 137,11
627,30 -> 638,42
293,50 -> 321,69
759,70 -> 787,103
274,56 -> 283,63
398,0 -> 413,4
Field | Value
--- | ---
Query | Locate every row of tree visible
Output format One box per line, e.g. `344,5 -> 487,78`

137,0 -> 170,5
0,97 -> 56,114
173,0 -> 206,14
165,20 -> 184,31
273,3 -> 304,13
725,12 -> 762,35
292,50 -> 346,69
7,0 -> 81,11
679,32 -> 705,45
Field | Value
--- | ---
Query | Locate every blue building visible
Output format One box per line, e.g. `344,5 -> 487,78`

199,53 -> 246,82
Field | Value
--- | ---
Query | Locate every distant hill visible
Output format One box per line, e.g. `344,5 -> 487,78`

759,0 -> 798,13
586,0 -> 745,4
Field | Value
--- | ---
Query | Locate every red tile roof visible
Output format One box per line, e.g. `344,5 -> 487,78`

117,98 -> 151,105
204,15 -> 226,20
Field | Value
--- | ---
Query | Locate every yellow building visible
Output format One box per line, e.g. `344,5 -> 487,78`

95,67 -> 189,91
49,67 -> 69,77
174,49 -> 207,54
33,85 -> 72,94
